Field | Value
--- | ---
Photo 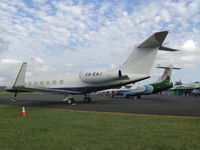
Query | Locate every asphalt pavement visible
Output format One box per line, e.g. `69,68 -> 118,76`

0,94 -> 200,117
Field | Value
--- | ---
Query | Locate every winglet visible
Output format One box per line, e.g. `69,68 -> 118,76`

12,62 -> 27,88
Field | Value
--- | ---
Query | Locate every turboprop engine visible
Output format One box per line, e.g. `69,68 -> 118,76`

79,69 -> 122,83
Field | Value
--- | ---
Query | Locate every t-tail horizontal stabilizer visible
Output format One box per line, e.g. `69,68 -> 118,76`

155,65 -> 181,83
12,62 -> 27,89
156,65 -> 181,70
137,31 -> 168,48
159,46 -> 179,51
138,31 -> 179,51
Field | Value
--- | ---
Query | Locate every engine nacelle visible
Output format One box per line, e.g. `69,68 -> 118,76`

79,69 -> 122,83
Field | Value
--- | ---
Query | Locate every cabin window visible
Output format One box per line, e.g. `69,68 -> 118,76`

34,82 -> 37,86
53,80 -> 57,84
46,81 -> 50,85
59,80 -> 64,84
29,82 -> 32,86
40,81 -> 43,85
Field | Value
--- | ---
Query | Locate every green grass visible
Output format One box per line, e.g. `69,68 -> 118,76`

0,91 -> 12,95
0,91 -> 41,95
0,105 -> 200,150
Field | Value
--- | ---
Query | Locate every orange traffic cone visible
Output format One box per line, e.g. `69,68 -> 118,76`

21,106 -> 26,116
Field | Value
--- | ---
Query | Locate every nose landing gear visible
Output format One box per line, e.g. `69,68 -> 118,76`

11,93 -> 17,102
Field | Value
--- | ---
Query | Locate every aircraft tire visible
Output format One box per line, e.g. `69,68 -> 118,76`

84,97 -> 91,103
67,98 -> 75,105
88,97 -> 91,103
11,96 -> 17,102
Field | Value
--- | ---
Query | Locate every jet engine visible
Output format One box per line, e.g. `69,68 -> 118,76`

79,69 -> 122,83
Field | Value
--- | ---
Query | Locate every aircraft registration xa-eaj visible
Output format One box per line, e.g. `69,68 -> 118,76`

6,31 -> 178,104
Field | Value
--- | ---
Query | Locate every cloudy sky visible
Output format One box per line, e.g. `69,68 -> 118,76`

0,0 -> 199,85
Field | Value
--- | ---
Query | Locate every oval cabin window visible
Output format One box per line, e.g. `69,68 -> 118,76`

53,80 -> 57,84
59,80 -> 64,84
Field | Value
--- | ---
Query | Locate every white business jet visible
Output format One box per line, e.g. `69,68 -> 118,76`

6,31 -> 178,104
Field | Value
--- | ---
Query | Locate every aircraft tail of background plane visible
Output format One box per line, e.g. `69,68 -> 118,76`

154,65 -> 181,84
120,31 -> 178,76
150,65 -> 181,94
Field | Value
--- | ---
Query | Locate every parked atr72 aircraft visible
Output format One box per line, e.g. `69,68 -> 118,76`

6,31 -> 178,104
99,65 -> 180,98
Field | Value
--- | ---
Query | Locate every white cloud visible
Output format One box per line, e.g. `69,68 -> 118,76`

0,59 -> 22,85
0,0 -> 199,84
32,57 -> 44,64
0,77 -> 5,82
180,55 -> 200,63
65,63 -> 73,69
182,40 -> 198,52
28,57 -> 56,76
0,38 -> 9,55
110,64 -> 116,69
0,59 -> 21,65
32,0 -> 48,3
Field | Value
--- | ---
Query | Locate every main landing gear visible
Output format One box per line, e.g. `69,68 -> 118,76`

84,94 -> 91,103
125,95 -> 141,100
11,93 -> 17,102
63,95 -> 75,105
63,94 -> 92,105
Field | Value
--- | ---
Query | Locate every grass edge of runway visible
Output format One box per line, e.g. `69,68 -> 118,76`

0,91 -> 42,95
0,105 -> 200,150
54,107 -> 200,119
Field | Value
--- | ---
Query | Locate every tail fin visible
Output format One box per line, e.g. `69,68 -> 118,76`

12,62 -> 27,88
120,31 -> 177,76
155,65 -> 181,83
